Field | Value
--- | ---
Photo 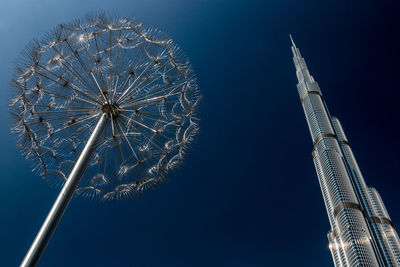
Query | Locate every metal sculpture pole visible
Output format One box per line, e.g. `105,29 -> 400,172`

21,114 -> 108,267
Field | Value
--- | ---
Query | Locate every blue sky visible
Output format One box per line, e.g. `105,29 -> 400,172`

1,0 -> 399,266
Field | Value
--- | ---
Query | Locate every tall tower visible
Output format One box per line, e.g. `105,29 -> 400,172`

290,35 -> 400,267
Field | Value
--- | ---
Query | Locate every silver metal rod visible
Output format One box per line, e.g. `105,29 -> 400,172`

21,114 -> 108,267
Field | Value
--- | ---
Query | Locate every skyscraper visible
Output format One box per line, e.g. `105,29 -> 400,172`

290,35 -> 400,267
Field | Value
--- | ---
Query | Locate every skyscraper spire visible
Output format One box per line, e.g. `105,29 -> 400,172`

291,36 -> 400,267
289,34 -> 296,48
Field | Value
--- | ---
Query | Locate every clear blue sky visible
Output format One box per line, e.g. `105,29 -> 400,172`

1,0 -> 399,266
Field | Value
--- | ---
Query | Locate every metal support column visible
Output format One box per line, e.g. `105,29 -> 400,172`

21,114 -> 108,267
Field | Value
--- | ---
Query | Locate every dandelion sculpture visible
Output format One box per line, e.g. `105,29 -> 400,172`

10,13 -> 200,267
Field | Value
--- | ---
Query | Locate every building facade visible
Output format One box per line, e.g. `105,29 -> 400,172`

290,36 -> 400,267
